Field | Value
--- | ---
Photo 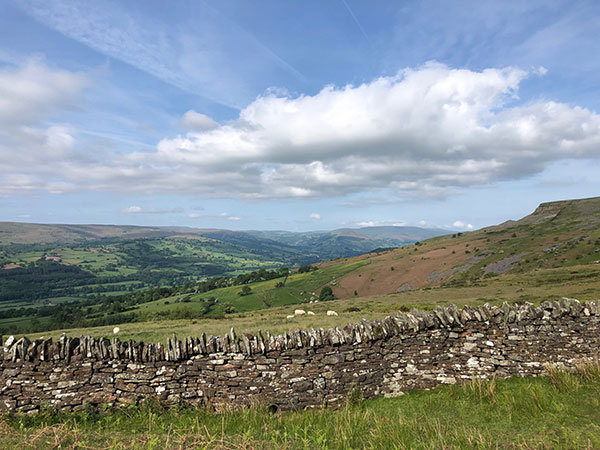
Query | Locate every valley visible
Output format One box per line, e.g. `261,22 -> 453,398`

2,196 -> 600,339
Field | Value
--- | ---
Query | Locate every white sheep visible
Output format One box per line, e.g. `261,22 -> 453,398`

307,311 -> 315,316
113,327 -> 120,334
286,314 -> 295,319
294,309 -> 306,316
327,310 -> 338,316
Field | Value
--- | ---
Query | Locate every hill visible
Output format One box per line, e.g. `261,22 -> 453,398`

322,196 -> 600,299
247,226 -> 446,260
0,222 -> 445,305
3,196 -> 600,339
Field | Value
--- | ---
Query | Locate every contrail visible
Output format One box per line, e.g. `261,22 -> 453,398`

341,0 -> 371,44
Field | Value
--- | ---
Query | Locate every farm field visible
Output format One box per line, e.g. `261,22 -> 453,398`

3,197 -> 600,341
0,222 -> 438,308
21,262 -> 600,343
1,367 -> 599,449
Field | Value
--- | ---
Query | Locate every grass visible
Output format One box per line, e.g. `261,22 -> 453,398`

130,260 -> 369,316
20,262 -> 600,344
2,367 -> 600,449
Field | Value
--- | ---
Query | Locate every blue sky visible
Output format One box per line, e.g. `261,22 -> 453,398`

0,0 -> 599,231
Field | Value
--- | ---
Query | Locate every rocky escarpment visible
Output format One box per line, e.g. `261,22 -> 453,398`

1,298 -> 599,414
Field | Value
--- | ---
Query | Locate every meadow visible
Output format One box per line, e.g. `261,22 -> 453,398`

21,262 -> 600,343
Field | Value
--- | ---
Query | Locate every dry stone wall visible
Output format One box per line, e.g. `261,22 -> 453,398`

1,298 -> 600,414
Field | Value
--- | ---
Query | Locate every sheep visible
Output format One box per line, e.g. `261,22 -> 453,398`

294,309 -> 306,316
326,310 -> 338,316
307,311 -> 315,316
113,327 -> 120,334
286,314 -> 295,319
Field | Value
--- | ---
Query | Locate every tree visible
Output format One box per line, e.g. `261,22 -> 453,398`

238,285 -> 252,296
319,286 -> 335,301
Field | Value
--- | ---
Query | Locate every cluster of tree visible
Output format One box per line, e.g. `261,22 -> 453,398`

0,260 -> 97,301
0,261 -> 309,335
319,286 -> 335,301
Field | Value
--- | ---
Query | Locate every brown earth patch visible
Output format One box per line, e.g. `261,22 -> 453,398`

331,241 -> 480,299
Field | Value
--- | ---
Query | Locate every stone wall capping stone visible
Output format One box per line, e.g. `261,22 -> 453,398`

2,298 -> 596,364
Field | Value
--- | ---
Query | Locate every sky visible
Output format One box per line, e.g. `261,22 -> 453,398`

0,0 -> 599,232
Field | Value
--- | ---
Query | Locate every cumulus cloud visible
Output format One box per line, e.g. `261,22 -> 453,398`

3,61 -> 600,199
309,213 -> 321,220
121,205 -> 142,213
180,110 -> 219,131
219,212 -> 241,221
139,62 -> 600,198
356,220 -> 408,227
0,59 -> 88,195
0,58 -> 87,128
453,221 -> 474,230
120,205 -> 184,214
356,221 -> 378,227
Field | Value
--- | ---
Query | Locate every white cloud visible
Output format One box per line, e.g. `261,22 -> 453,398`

3,62 -> 600,200
219,212 -> 241,221
120,205 -> 183,214
137,63 -> 600,198
122,205 -> 142,214
356,220 -> 408,227
452,221 -> 474,230
309,213 -> 321,220
0,59 -> 88,195
180,110 -> 219,131
0,58 -> 87,128
356,221 -> 377,227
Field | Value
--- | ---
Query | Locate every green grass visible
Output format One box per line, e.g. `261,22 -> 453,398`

131,260 -> 369,317
2,367 -> 600,449
17,263 -> 600,344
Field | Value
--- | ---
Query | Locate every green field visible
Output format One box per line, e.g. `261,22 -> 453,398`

19,263 -> 600,343
2,366 -> 599,449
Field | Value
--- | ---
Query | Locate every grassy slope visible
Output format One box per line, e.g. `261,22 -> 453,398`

2,367 -> 600,449
325,196 -> 600,299
22,263 -> 600,343
6,196 -> 600,339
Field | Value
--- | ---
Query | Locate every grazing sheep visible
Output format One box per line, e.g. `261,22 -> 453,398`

307,311 -> 315,316
294,309 -> 306,316
113,327 -> 120,334
286,314 -> 295,319
326,310 -> 338,316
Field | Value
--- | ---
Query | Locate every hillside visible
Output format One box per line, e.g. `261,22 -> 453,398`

2,196 -> 599,338
323,196 -> 600,299
0,222 -> 444,305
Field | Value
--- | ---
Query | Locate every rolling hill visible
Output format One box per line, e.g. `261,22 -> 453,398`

0,222 -> 446,304
4,196 -> 600,339
321,196 -> 600,299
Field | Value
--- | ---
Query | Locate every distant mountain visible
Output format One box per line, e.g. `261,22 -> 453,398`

0,222 -> 446,303
246,226 -> 448,260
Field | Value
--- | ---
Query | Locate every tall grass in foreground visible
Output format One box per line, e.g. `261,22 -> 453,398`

2,364 -> 600,449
